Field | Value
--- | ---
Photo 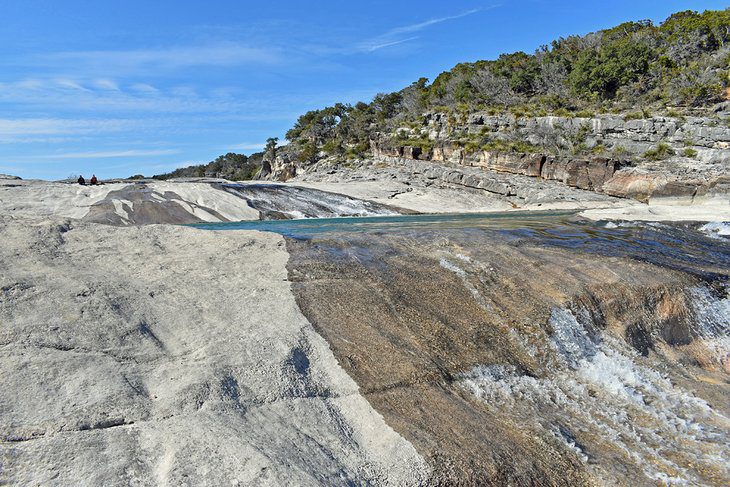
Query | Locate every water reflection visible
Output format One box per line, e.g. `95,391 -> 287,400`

190,211 -> 730,281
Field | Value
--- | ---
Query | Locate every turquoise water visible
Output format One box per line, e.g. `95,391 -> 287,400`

189,210 -> 730,282
189,210 -> 580,237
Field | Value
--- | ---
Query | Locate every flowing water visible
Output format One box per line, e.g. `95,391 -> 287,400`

222,183 -> 400,219
193,211 -> 730,485
192,211 -> 728,280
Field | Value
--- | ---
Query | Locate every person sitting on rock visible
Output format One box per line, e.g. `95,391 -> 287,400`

90,174 -> 98,185
77,175 -> 86,185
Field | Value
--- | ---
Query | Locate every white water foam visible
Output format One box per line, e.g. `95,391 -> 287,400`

439,253 -> 493,312
460,305 -> 730,484
699,222 -> 730,239
688,286 -> 730,369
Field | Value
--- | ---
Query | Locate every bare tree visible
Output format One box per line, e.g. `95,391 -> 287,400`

469,68 -> 516,106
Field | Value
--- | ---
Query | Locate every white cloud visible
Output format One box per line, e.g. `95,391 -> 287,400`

0,77 -> 268,115
27,149 -> 181,160
55,78 -> 90,91
358,6 -> 500,52
0,118 -> 134,136
228,142 -> 266,151
94,79 -> 120,91
37,43 -> 281,76
130,83 -> 158,94
365,37 -> 420,52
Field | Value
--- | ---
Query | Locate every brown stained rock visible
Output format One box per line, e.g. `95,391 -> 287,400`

601,171 -> 665,201
285,231 -> 726,485
541,157 -> 570,183
480,152 -> 547,178
601,170 -> 707,202
587,157 -> 619,189
369,382 -> 591,486
524,153 -> 546,177
564,159 -> 588,188
402,146 -> 422,160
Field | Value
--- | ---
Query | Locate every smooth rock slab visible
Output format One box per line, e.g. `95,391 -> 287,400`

0,218 -> 428,486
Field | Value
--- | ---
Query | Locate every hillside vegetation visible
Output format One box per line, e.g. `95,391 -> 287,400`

153,9 -> 729,180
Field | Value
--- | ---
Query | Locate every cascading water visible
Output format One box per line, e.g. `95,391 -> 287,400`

688,285 -> 730,371
203,211 -> 729,484
459,292 -> 730,485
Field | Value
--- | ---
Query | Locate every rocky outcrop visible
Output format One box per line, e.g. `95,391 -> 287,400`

371,133 -> 728,202
372,138 -> 625,193
424,111 -> 730,164
355,154 -> 621,206
0,217 -> 429,485
0,179 -> 407,226
268,150 -> 299,182
366,109 -> 730,203
223,183 -> 402,219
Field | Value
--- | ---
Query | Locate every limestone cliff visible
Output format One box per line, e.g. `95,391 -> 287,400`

368,110 -> 729,203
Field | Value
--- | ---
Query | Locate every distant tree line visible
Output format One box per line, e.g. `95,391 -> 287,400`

283,9 -> 729,160
152,152 -> 264,180
151,9 -> 729,180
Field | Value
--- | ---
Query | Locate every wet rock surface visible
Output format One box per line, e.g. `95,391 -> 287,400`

224,183 -> 404,220
286,221 -> 730,485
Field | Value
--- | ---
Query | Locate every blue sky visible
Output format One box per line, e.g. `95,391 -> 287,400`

2,0 -> 727,179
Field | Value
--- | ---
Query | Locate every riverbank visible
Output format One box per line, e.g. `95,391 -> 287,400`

2,175 -> 728,225
0,180 -> 728,484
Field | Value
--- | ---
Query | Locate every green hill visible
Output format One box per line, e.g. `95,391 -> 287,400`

153,9 -> 729,180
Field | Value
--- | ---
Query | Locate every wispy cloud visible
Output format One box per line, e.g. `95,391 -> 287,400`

34,43 -> 282,76
365,37 -> 420,52
93,79 -> 120,91
130,83 -> 159,94
26,149 -> 181,160
0,117 -> 135,136
358,6 -> 500,52
55,78 -> 91,91
228,142 -> 266,151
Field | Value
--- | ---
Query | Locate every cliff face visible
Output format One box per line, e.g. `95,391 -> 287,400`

424,111 -> 730,164
370,110 -> 730,203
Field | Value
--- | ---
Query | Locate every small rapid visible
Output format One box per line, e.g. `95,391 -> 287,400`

200,209 -> 729,484
459,291 -> 730,485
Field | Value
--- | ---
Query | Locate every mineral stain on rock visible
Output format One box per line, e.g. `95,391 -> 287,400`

285,223 -> 730,486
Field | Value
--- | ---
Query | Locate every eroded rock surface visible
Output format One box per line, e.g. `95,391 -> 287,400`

286,222 -> 730,485
0,217 -> 428,485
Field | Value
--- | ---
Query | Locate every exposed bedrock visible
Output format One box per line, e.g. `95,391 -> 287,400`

81,182 -> 404,225
0,218 -> 428,485
286,228 -> 730,486
0,179 -> 408,227
372,140 -> 729,204
223,183 -> 403,220
369,110 -> 730,203
424,111 -> 730,164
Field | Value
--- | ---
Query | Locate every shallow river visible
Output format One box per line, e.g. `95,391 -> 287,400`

192,211 -> 730,485
191,211 -> 729,281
